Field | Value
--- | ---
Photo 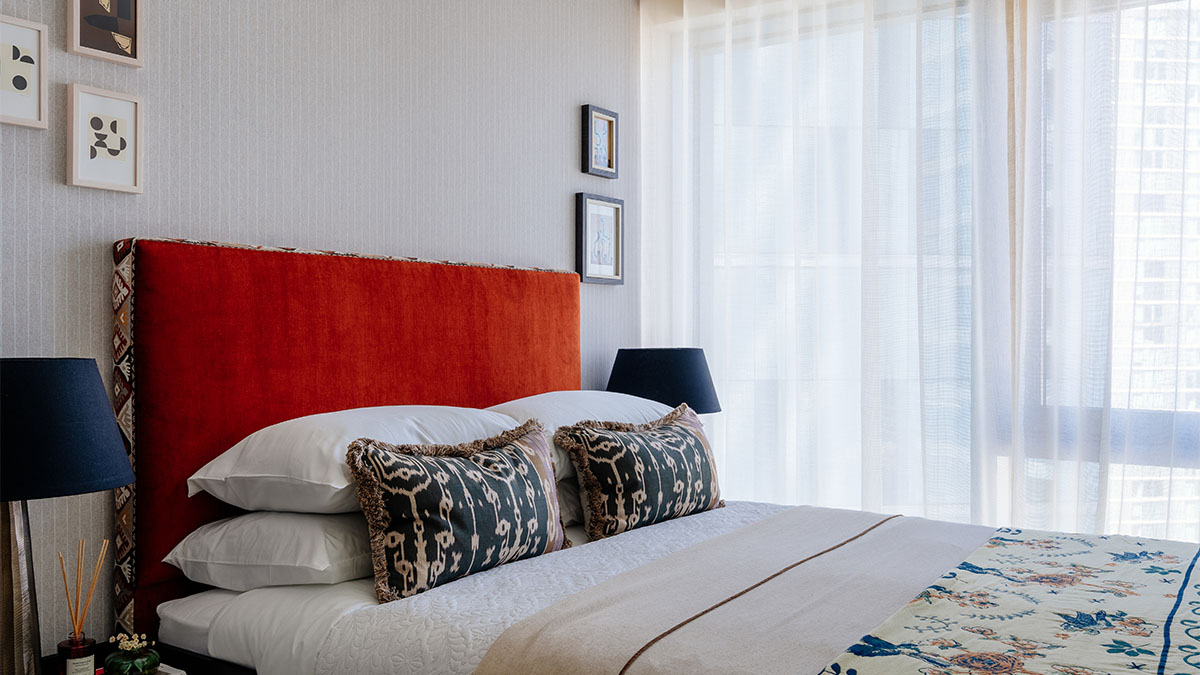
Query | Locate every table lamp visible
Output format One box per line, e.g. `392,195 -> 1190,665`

1,358 -> 136,675
605,347 -> 721,413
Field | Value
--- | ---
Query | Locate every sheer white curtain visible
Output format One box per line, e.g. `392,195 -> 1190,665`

640,0 -> 1200,539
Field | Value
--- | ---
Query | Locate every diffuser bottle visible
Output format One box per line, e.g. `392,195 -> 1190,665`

57,634 -> 96,675
54,538 -> 111,675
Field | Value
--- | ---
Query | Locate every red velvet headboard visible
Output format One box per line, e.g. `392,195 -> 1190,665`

110,238 -> 581,635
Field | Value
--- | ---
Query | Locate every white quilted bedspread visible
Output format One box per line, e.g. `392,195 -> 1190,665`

205,501 -> 787,675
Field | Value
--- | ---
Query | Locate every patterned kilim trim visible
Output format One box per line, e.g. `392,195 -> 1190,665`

123,237 -> 575,274
109,236 -> 576,633
112,238 -> 136,633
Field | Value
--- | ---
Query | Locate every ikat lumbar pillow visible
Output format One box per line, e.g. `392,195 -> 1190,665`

555,404 -> 724,541
346,419 -> 569,602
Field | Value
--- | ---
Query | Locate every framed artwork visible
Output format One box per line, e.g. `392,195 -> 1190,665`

70,0 -> 141,67
0,15 -> 49,129
576,193 -> 623,285
69,84 -> 143,193
581,104 -> 617,179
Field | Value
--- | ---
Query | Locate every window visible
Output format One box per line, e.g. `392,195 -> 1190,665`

1109,0 -> 1200,415
644,0 -> 1197,538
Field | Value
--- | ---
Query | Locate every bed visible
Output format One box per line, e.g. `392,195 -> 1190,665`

111,238 -> 1200,675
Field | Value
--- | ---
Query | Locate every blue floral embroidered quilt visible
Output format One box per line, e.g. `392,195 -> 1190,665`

823,529 -> 1200,674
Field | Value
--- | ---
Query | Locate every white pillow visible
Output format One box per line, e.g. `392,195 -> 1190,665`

487,390 -> 673,481
188,405 -> 521,512
556,479 -> 585,528
163,512 -> 371,591
487,390 -> 672,526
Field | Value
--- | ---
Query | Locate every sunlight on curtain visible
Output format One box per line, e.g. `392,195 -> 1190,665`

640,0 -> 1200,540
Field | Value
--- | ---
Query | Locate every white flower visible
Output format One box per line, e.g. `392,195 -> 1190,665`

109,632 -> 152,652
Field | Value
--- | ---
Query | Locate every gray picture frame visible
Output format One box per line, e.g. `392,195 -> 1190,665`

581,104 -> 618,179
576,192 -> 624,285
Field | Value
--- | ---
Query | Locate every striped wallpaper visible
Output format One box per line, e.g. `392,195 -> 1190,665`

0,0 -> 640,654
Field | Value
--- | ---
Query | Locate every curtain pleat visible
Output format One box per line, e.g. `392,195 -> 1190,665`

2,500 -> 41,675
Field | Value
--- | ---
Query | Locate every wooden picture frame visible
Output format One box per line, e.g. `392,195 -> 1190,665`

576,193 -> 624,285
0,14 -> 49,129
69,0 -> 141,68
69,83 -> 143,193
581,105 -> 618,179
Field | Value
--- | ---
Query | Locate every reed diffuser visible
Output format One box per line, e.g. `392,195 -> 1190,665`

56,538 -> 109,675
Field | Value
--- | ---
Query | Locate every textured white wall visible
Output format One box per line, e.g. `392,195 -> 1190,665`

0,0 -> 640,654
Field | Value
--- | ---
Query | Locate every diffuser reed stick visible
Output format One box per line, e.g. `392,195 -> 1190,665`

57,539 -> 111,638
79,539 -> 109,630
57,552 -> 76,633
75,541 -> 83,635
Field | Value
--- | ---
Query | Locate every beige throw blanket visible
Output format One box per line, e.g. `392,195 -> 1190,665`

475,506 -> 993,674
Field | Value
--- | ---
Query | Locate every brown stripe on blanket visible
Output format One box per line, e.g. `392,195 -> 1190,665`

618,514 -> 902,675
475,506 -> 994,675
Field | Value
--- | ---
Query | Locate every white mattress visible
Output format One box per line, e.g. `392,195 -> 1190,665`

159,501 -> 788,675
157,589 -> 239,657
157,526 -> 596,658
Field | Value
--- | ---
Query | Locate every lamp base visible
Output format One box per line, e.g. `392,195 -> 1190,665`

2,499 -> 43,675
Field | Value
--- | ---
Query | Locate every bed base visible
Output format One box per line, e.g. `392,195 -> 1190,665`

156,643 -> 257,675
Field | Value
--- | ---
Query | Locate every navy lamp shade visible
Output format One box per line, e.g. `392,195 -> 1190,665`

1,358 -> 134,501
1,358 -> 134,674
605,348 -> 721,414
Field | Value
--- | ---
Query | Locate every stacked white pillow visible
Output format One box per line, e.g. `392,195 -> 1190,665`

164,512 -> 372,590
166,405 -> 522,592
487,391 -> 671,526
166,394 -> 672,592
187,405 -> 522,513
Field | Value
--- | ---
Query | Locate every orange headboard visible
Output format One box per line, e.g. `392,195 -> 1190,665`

110,238 -> 581,635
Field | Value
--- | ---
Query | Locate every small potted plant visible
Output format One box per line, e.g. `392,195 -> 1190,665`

105,632 -> 161,675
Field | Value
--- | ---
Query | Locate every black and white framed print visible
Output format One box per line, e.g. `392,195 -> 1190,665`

69,84 -> 143,193
576,193 -> 623,285
0,14 -> 49,129
70,0 -> 141,67
581,104 -> 618,179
